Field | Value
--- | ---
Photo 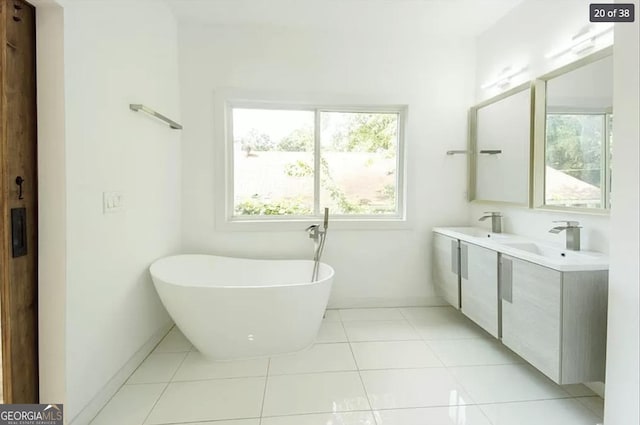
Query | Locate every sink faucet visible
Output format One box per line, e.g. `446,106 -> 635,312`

549,220 -> 581,251
478,211 -> 502,233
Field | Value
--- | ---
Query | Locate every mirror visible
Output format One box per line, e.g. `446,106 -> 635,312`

534,48 -> 613,210
469,83 -> 532,205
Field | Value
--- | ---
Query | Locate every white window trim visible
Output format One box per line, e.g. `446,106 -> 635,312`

212,89 -> 410,231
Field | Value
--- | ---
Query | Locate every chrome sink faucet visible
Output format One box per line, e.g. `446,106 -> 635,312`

479,211 -> 502,233
549,220 -> 581,251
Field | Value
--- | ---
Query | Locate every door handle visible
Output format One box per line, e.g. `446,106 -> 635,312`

501,257 -> 513,303
451,240 -> 459,275
460,244 -> 469,280
11,207 -> 28,257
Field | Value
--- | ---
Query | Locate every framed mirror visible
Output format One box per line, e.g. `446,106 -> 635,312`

469,83 -> 533,205
533,47 -> 613,211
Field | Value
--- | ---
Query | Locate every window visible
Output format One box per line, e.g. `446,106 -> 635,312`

545,112 -> 613,209
229,104 -> 405,221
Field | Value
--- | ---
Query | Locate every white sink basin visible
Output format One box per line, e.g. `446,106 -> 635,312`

501,242 -> 566,256
502,242 -> 571,258
443,226 -> 513,240
500,242 -> 602,263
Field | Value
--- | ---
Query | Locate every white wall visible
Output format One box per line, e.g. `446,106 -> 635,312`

178,21 -> 475,307
471,0 -> 612,254
56,0 -> 182,421
475,0 -> 614,101
36,2 -> 67,406
604,2 -> 640,423
546,55 -> 613,109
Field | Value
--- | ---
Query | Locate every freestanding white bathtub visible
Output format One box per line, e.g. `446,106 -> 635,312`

149,255 -> 335,360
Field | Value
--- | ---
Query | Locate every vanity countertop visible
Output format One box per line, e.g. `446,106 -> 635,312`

433,226 -> 609,272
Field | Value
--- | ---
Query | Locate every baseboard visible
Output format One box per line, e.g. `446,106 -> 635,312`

327,296 -> 447,309
68,321 -> 173,425
586,382 -> 605,398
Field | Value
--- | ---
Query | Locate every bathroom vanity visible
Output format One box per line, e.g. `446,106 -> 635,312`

432,227 -> 608,385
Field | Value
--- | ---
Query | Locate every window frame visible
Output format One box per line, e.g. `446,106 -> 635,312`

218,96 -> 408,230
531,47 -> 613,215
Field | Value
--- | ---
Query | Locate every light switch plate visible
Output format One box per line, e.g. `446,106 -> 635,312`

103,191 -> 124,213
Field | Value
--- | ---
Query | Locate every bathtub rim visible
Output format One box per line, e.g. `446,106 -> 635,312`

149,254 -> 335,289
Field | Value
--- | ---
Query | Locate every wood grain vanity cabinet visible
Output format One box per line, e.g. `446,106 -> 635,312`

432,233 -> 460,309
500,255 -> 608,384
433,234 -> 500,336
460,242 -> 499,338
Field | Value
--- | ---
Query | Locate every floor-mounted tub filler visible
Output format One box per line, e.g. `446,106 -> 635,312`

150,254 -> 335,360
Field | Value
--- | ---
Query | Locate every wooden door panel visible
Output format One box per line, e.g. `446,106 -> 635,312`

1,0 -> 39,403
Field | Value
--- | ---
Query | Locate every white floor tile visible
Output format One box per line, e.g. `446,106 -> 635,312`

316,321 -> 348,343
269,343 -> 356,375
153,326 -> 192,353
374,406 -> 492,425
425,338 -> 523,366
145,377 -> 265,424
262,371 -> 370,416
90,383 -> 166,425
575,396 -> 605,419
111,305 -> 607,425
172,352 -> 268,381
343,320 -> 419,342
185,421 -> 260,425
479,398 -> 603,425
409,314 -> 489,340
449,364 -> 570,404
400,307 -> 460,322
339,308 -> 405,321
360,368 -> 473,410
262,411 -> 376,425
127,353 -> 187,384
351,341 -> 442,370
323,309 -> 342,322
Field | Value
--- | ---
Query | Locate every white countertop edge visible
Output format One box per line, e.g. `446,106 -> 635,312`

433,226 -> 609,272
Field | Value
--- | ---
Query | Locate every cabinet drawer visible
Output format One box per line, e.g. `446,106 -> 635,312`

501,256 -> 562,381
433,233 -> 460,309
461,243 -> 499,337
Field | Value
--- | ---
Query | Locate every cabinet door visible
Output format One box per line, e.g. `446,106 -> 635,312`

501,256 -> 562,382
461,243 -> 499,337
432,233 -> 460,308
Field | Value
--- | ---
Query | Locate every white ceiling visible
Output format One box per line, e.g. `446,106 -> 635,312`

167,0 -> 524,36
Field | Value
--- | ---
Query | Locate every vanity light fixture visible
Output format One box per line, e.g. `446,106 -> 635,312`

545,24 -> 614,59
480,65 -> 528,90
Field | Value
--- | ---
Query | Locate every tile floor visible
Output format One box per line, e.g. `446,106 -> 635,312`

90,307 -> 604,425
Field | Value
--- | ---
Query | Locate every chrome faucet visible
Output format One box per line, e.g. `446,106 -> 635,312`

306,208 -> 330,283
306,224 -> 324,242
478,211 -> 502,233
549,220 -> 581,251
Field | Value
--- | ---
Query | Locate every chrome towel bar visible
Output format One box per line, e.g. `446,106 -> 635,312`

129,104 -> 183,130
